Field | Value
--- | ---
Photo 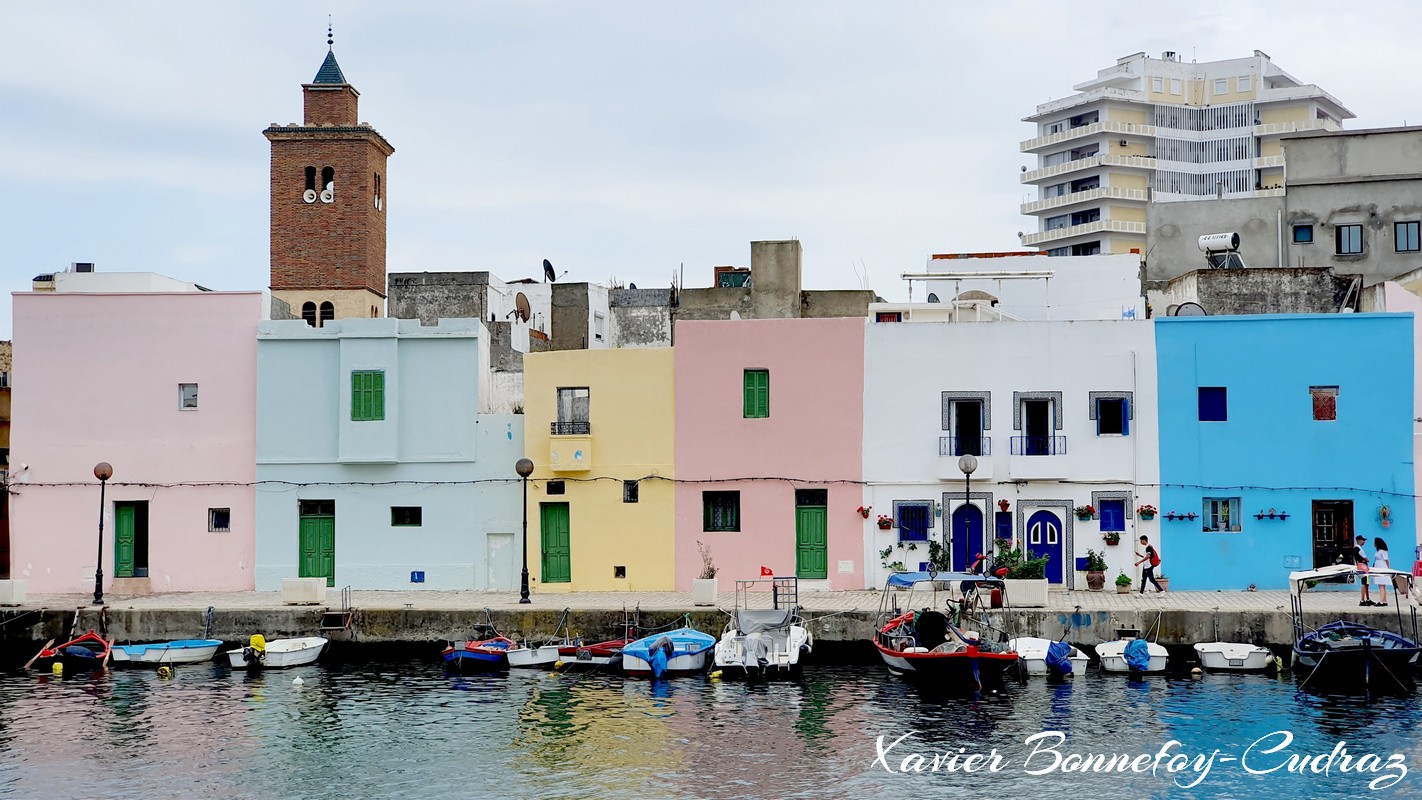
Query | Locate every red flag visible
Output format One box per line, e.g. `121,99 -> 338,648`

760,566 -> 773,577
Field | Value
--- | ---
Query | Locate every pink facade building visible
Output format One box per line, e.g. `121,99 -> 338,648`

9,290 -> 261,593
674,318 -> 865,590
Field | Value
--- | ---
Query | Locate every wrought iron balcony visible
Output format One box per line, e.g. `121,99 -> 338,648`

550,421 -> 591,435
1010,435 -> 1067,456
938,436 -> 991,457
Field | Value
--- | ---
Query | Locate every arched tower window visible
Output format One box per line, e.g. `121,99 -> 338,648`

301,302 -> 318,327
319,301 -> 335,327
305,166 -> 316,191
321,166 -> 335,191
374,172 -> 382,210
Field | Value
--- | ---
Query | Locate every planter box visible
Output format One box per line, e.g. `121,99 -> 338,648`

691,577 -> 719,607
281,578 -> 327,605
1117,584 -> 1132,594
0,580 -> 26,605
1003,578 -> 1048,608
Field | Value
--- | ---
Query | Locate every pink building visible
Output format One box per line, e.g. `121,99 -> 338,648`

674,318 -> 865,590
9,289 -> 261,593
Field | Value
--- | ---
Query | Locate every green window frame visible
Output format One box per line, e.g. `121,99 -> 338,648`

743,369 -> 769,419
703,491 -> 741,532
351,370 -> 385,421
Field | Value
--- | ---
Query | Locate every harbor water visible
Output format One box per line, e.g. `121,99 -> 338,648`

2,661 -> 1419,799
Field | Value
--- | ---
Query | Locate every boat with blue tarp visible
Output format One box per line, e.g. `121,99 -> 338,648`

34,631 -> 113,672
622,623 -> 716,678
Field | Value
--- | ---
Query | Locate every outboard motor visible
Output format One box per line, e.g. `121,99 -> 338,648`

242,634 -> 267,668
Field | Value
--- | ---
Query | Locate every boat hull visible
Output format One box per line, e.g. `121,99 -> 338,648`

35,632 -> 112,672
1006,637 -> 1090,676
507,645 -> 563,669
1096,640 -> 1169,673
874,642 -> 1018,686
713,628 -> 812,680
1292,622 -> 1420,692
622,651 -> 708,677
112,640 -> 222,666
1194,642 -> 1274,672
621,627 -> 717,678
226,637 -> 327,669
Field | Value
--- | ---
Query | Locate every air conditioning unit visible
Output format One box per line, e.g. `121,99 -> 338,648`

1120,139 -> 1129,147
303,189 -> 318,204
72,262 -> 95,273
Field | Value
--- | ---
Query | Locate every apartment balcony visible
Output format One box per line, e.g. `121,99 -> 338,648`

1020,121 -> 1157,153
1152,187 -> 1285,204
1021,155 -> 1155,184
938,436 -> 993,481
1007,436 -> 1068,481
549,422 -> 592,472
1021,219 -> 1146,247
1255,118 -> 1342,137
1021,186 -> 1149,216
1027,87 -> 1148,120
1255,154 -> 1284,169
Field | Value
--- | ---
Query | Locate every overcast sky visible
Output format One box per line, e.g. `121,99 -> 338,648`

3,2 -> 1421,337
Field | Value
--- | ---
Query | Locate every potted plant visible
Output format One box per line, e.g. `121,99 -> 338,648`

997,544 -> 1051,608
858,505 -> 872,519
1084,548 -> 1108,591
876,514 -> 894,530
1157,571 -> 1170,592
1115,569 -> 1132,594
1103,531 -> 1121,546
1074,504 -> 1095,521
1137,504 -> 1157,520
997,499 -> 1010,512
692,540 -> 719,606
1380,505 -> 1392,529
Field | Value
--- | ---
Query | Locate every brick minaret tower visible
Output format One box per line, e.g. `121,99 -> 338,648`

264,29 -> 394,324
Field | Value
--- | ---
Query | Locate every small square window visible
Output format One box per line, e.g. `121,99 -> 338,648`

208,507 -> 230,532
623,480 -> 639,503
179,383 -> 199,410
1292,225 -> 1313,244
875,312 -> 902,323
1096,398 -> 1128,435
613,565 -> 627,579
1170,78 -> 1182,95
1151,77 -> 1164,93
1214,78 -> 1228,95
1203,497 -> 1242,532
391,506 -> 422,526
703,491 -> 740,532
1311,386 -> 1338,421
1099,500 -> 1126,532
1396,221 -> 1420,252
1198,387 -> 1228,422
1336,224 -> 1363,255
546,481 -> 566,496
896,502 -> 931,542
1238,75 -> 1252,92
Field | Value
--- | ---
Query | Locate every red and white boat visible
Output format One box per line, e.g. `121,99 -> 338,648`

873,572 -> 1019,689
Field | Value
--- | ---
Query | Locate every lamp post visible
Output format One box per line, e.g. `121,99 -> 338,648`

958,454 -> 977,572
92,462 -> 113,606
515,458 -> 534,604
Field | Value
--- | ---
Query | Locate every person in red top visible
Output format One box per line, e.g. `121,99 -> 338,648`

1135,535 -> 1164,593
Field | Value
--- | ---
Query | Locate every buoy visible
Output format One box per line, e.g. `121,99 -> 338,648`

51,662 -> 63,676
293,677 -> 304,686
1191,666 -> 1203,678
708,670 -> 722,680
553,661 -> 565,669
157,666 -> 173,679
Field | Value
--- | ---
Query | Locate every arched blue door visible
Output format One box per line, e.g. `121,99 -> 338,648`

1025,510 -> 1064,584
951,504 -> 984,572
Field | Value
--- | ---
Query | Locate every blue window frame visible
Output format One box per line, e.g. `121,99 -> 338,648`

994,511 -> 1013,543
1096,397 -> 1129,435
1099,500 -> 1126,532
897,503 -> 930,542
1198,387 -> 1228,422
1292,224 -> 1313,244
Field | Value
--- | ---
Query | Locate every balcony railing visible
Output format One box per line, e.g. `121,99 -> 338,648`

1021,219 -> 1146,247
1020,120 -> 1157,152
1020,186 -> 1149,215
550,421 -> 591,435
1021,154 -> 1157,184
939,436 -> 991,457
1010,435 -> 1067,456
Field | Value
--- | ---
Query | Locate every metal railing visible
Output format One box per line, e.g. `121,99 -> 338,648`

1010,435 -> 1067,456
1021,218 -> 1147,246
550,421 -> 591,435
939,436 -> 991,457
1021,154 -> 1157,184
1020,186 -> 1149,215
1020,120 -> 1158,152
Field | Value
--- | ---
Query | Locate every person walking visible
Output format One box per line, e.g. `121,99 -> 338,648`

1135,535 -> 1164,593
1372,537 -> 1391,606
1354,535 -> 1372,606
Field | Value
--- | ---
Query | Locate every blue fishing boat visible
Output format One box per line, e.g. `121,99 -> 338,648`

442,636 -> 514,673
622,625 -> 716,678
111,639 -> 223,666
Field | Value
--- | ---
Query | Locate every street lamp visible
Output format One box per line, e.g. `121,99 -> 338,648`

958,454 -> 977,572
515,458 -> 534,604
92,462 -> 113,606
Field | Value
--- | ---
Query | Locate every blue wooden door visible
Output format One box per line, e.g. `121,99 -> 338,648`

1025,510 -> 1064,583
950,504 -> 984,572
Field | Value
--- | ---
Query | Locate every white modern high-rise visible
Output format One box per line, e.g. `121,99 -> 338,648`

1019,50 -> 1353,256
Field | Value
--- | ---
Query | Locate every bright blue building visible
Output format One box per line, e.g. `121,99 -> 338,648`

1156,314 -> 1415,590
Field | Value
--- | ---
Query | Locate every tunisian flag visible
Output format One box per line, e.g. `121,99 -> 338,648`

760,566 -> 774,577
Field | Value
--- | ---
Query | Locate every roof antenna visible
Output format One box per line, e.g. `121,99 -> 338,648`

327,16 -> 334,50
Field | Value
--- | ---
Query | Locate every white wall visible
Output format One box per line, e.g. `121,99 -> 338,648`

53,272 -> 204,293
919,253 -> 1144,322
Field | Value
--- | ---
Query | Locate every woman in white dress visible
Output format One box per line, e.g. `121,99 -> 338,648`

1371,537 -> 1391,606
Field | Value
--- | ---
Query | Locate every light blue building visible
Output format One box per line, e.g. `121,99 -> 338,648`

255,318 -> 524,590
1156,314 -> 1415,590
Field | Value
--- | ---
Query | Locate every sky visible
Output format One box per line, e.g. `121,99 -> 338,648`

4,2 -> 1422,337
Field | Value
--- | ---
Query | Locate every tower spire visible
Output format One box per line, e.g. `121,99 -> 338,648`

327,16 -> 333,50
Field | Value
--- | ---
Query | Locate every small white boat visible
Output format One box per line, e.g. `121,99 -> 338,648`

111,639 -> 222,665
714,608 -> 813,680
507,644 -> 563,669
1096,638 -> 1169,673
1194,641 -> 1275,672
226,636 -> 327,669
1007,636 -> 1090,676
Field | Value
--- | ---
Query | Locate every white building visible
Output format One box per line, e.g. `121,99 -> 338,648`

1020,50 -> 1353,257
863,258 -> 1158,589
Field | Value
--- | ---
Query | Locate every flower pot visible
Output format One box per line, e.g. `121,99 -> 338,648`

692,577 -> 719,607
1116,584 -> 1132,594
1157,578 -> 1170,592
1103,535 -> 1121,546
1086,571 -> 1106,592
1076,513 -> 1093,521
1139,511 -> 1155,521
877,522 -> 893,530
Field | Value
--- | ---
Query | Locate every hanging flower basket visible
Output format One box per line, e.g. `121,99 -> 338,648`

1103,532 -> 1121,546
1074,504 -> 1095,520
877,515 -> 894,530
858,506 -> 872,519
1137,504 -> 1157,520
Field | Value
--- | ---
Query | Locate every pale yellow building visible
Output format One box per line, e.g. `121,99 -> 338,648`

523,347 -> 675,592
1020,50 -> 1353,256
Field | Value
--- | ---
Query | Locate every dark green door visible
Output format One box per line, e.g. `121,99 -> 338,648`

540,503 -> 571,583
298,500 -> 336,587
114,503 -> 136,578
795,505 -> 828,579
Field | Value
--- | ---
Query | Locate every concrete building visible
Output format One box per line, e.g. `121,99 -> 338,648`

1149,127 -> 1422,284
9,288 -> 263,593
676,240 -> 877,322
674,318 -> 865,590
254,318 -> 523,591
1147,267 -> 1356,316
522,348 -> 676,592
863,306 -> 1157,590
1021,50 -> 1352,257
1156,314 -> 1414,590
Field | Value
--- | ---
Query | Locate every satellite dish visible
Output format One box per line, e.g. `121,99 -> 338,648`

514,292 -> 531,323
543,259 -> 556,283
729,310 -> 741,321
1175,302 -> 1207,316
927,293 -> 940,303
1165,304 -> 1181,316
628,282 -> 637,290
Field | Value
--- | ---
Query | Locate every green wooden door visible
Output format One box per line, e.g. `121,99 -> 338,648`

540,503 -> 571,583
795,505 -> 828,579
298,509 -> 336,587
114,503 -> 136,578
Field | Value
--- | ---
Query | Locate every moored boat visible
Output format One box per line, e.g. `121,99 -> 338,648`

1007,636 -> 1090,676
508,608 -> 576,669
622,625 -> 716,678
1290,564 -> 1420,694
1193,641 -> 1275,672
226,635 -> 327,669
556,637 -> 628,672
1096,638 -> 1168,673
112,639 -> 223,666
713,577 -> 813,680
872,572 -> 1018,689
34,631 -> 113,672
442,636 -> 515,673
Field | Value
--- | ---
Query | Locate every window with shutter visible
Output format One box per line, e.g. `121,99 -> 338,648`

743,369 -> 769,418
352,370 -> 385,421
